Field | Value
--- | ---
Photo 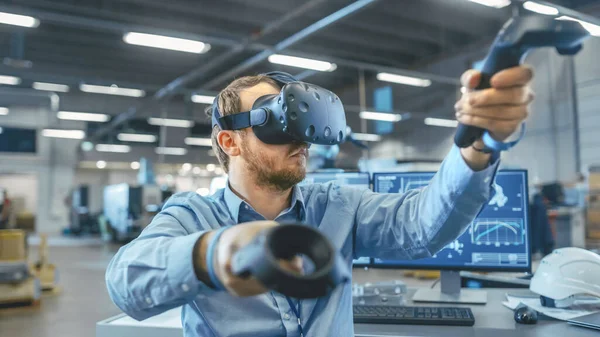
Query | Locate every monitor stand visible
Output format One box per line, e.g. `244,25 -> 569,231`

412,270 -> 487,304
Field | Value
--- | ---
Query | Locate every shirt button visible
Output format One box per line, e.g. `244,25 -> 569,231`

244,205 -> 249,210
181,284 -> 190,292
484,177 -> 491,183
145,297 -> 153,305
284,313 -> 291,320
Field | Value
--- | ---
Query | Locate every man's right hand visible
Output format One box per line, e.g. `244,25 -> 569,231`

196,221 -> 304,297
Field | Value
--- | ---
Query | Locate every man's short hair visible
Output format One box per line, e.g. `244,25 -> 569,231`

205,75 -> 280,173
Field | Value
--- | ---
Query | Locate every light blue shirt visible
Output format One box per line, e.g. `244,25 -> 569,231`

106,146 -> 499,337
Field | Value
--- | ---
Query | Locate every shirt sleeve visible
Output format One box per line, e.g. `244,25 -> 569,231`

105,196 -> 214,321
353,145 -> 500,260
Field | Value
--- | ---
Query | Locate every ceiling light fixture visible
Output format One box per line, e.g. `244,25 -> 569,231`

147,117 -> 194,128
184,137 -> 212,146
123,32 -> 211,54
268,54 -> 337,72
117,133 -> 157,143
522,1 -> 559,15
0,75 -> 21,85
359,111 -> 403,122
376,72 -> 431,87
95,144 -> 131,153
191,94 -> 215,104
57,111 -> 110,122
0,12 -> 39,28
32,82 -> 70,92
155,147 -> 188,156
466,0 -> 511,8
79,83 -> 145,97
424,117 -> 459,128
41,129 -> 85,139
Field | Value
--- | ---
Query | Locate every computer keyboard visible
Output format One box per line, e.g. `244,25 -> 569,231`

353,305 -> 475,326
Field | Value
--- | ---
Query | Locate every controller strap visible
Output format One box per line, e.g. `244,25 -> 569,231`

482,122 -> 526,152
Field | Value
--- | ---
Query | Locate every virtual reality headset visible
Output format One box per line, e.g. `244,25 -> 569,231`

211,71 -> 347,145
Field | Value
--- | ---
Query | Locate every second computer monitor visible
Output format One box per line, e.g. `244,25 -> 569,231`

372,170 -> 530,272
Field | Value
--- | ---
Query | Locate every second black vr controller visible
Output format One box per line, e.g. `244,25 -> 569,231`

454,15 -> 590,149
230,223 -> 350,299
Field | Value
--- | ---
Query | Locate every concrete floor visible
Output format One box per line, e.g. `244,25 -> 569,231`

0,242 -> 123,337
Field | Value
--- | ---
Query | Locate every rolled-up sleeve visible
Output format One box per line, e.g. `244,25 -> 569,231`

354,145 -> 499,260
105,198 -> 214,321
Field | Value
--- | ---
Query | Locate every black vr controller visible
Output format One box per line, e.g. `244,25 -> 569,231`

454,15 -> 590,149
231,224 -> 350,299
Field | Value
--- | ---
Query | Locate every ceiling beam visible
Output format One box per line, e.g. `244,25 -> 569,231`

200,0 -> 381,89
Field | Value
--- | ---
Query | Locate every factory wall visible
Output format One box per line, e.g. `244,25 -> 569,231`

0,173 -> 38,213
0,105 -> 80,234
574,36 -> 600,172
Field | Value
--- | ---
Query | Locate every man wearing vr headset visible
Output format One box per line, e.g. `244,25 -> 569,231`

107,66 -> 533,336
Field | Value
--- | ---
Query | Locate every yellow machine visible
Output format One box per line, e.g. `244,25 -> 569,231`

0,229 -> 41,307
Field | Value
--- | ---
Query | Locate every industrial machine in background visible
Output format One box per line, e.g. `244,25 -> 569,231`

102,183 -> 164,242
66,185 -> 100,236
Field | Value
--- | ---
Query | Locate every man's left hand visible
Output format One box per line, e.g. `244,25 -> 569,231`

455,66 -> 534,141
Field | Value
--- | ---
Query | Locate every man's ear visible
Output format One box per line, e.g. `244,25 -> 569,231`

217,130 -> 241,157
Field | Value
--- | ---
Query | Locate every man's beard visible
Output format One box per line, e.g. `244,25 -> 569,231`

240,140 -> 307,192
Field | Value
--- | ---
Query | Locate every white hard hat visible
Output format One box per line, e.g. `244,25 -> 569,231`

530,247 -> 600,308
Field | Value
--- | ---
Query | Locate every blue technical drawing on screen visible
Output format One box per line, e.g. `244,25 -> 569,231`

300,172 -> 370,189
300,172 -> 371,266
372,170 -> 530,271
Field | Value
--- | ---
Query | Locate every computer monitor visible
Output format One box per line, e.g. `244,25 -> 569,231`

301,171 -> 372,267
372,170 -> 530,304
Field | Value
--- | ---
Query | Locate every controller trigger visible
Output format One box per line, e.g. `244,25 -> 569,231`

556,44 -> 583,55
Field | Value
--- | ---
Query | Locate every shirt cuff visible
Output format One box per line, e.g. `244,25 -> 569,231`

166,231 -> 212,299
444,145 -> 500,193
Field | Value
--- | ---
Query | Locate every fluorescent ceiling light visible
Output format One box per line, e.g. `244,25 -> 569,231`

268,54 -> 337,72
155,147 -> 187,156
117,133 -> 157,143
0,107 -> 8,115
79,83 -> 145,97
41,129 -> 86,139
352,133 -> 382,142
467,0 -> 510,8
557,16 -> 600,37
424,117 -> 459,128
123,32 -> 211,54
523,1 -> 558,15
32,82 -> 70,92
359,111 -> 403,122
0,12 -> 39,28
95,144 -> 131,153
206,164 -> 216,172
148,117 -> 194,128
0,75 -> 21,85
96,161 -> 107,169
57,111 -> 110,122
377,72 -> 431,87
184,137 -> 212,147
130,161 -> 140,170
191,94 -> 215,104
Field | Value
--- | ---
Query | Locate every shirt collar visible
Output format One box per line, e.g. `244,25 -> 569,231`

223,182 -> 306,223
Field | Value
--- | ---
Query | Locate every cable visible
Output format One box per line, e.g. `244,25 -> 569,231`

430,278 -> 441,289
